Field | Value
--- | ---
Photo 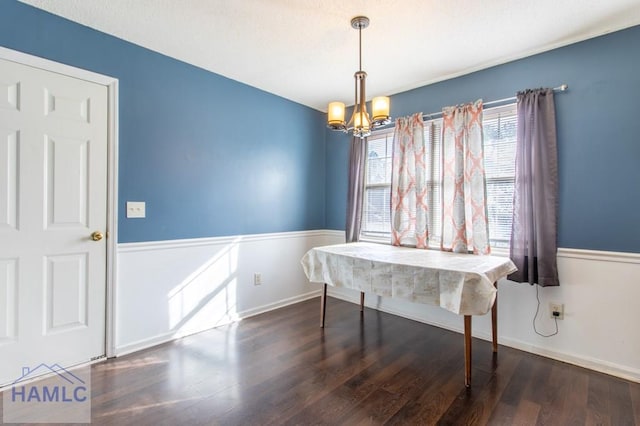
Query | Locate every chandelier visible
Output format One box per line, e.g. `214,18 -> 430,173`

327,16 -> 391,139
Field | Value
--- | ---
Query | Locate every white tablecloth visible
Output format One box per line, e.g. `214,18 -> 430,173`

301,242 -> 517,316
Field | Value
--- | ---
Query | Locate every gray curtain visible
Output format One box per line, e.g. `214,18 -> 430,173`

509,88 -> 559,286
345,137 -> 367,243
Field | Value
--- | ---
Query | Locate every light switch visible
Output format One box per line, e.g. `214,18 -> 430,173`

126,201 -> 146,218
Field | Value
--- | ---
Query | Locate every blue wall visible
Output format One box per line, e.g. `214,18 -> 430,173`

326,25 -> 640,253
2,1 -> 639,252
0,1 -> 326,243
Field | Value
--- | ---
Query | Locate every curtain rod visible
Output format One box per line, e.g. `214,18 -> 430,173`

421,84 -> 568,121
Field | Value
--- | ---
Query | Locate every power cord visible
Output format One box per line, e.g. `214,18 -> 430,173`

533,284 -> 558,337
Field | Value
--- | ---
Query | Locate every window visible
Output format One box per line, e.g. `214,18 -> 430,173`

483,105 -> 517,248
362,132 -> 393,239
360,103 -> 517,249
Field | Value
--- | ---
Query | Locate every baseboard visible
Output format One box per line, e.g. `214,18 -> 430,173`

235,289 -> 321,320
115,289 -> 321,357
500,336 -> 640,383
115,331 -> 184,358
326,290 -> 640,383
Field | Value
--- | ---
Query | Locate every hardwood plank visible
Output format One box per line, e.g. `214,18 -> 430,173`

385,348 -> 471,425
369,333 -> 464,423
338,388 -> 405,424
499,357 -> 535,407
609,378 -> 635,425
586,370 -> 611,426
521,355 -> 554,405
434,369 -> 493,425
437,345 -> 523,425
557,366 -> 588,426
631,382 -> 640,426
219,302 -> 416,425
272,344 -> 418,424
2,297 -> 639,425
512,399 -> 541,426
280,316 -> 440,424
487,401 -> 518,425
535,363 -> 572,426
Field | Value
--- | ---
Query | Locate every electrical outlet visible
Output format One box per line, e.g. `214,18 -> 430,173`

254,273 -> 262,286
126,201 -> 146,218
549,302 -> 564,320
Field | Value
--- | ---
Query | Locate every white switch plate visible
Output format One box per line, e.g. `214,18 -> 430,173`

126,201 -> 146,218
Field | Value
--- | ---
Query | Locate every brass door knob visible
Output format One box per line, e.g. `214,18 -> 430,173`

91,231 -> 104,241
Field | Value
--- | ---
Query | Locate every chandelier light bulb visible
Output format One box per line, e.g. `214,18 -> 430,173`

327,102 -> 346,130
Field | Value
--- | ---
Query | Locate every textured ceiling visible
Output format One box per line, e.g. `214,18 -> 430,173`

19,0 -> 640,111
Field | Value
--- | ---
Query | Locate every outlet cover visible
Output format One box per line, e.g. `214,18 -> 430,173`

126,201 -> 146,218
549,302 -> 564,320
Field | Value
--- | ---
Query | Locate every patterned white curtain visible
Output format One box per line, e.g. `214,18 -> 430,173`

441,100 -> 490,254
391,113 -> 429,248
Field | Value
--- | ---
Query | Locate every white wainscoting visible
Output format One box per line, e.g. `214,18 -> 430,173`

115,230 -> 337,355
322,233 -> 640,383
116,229 -> 639,383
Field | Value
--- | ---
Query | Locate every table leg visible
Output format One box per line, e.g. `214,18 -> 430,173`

464,315 -> 472,387
492,281 -> 498,353
320,283 -> 327,328
360,292 -> 365,313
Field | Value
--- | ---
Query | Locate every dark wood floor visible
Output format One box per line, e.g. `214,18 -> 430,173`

2,297 -> 639,425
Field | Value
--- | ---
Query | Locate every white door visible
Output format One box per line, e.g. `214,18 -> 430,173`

0,58 -> 108,386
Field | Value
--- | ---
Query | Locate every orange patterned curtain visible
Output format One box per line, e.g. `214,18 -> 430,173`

391,113 -> 429,248
441,100 -> 490,254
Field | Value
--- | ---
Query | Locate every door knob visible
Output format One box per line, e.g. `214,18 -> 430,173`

91,231 -> 104,241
